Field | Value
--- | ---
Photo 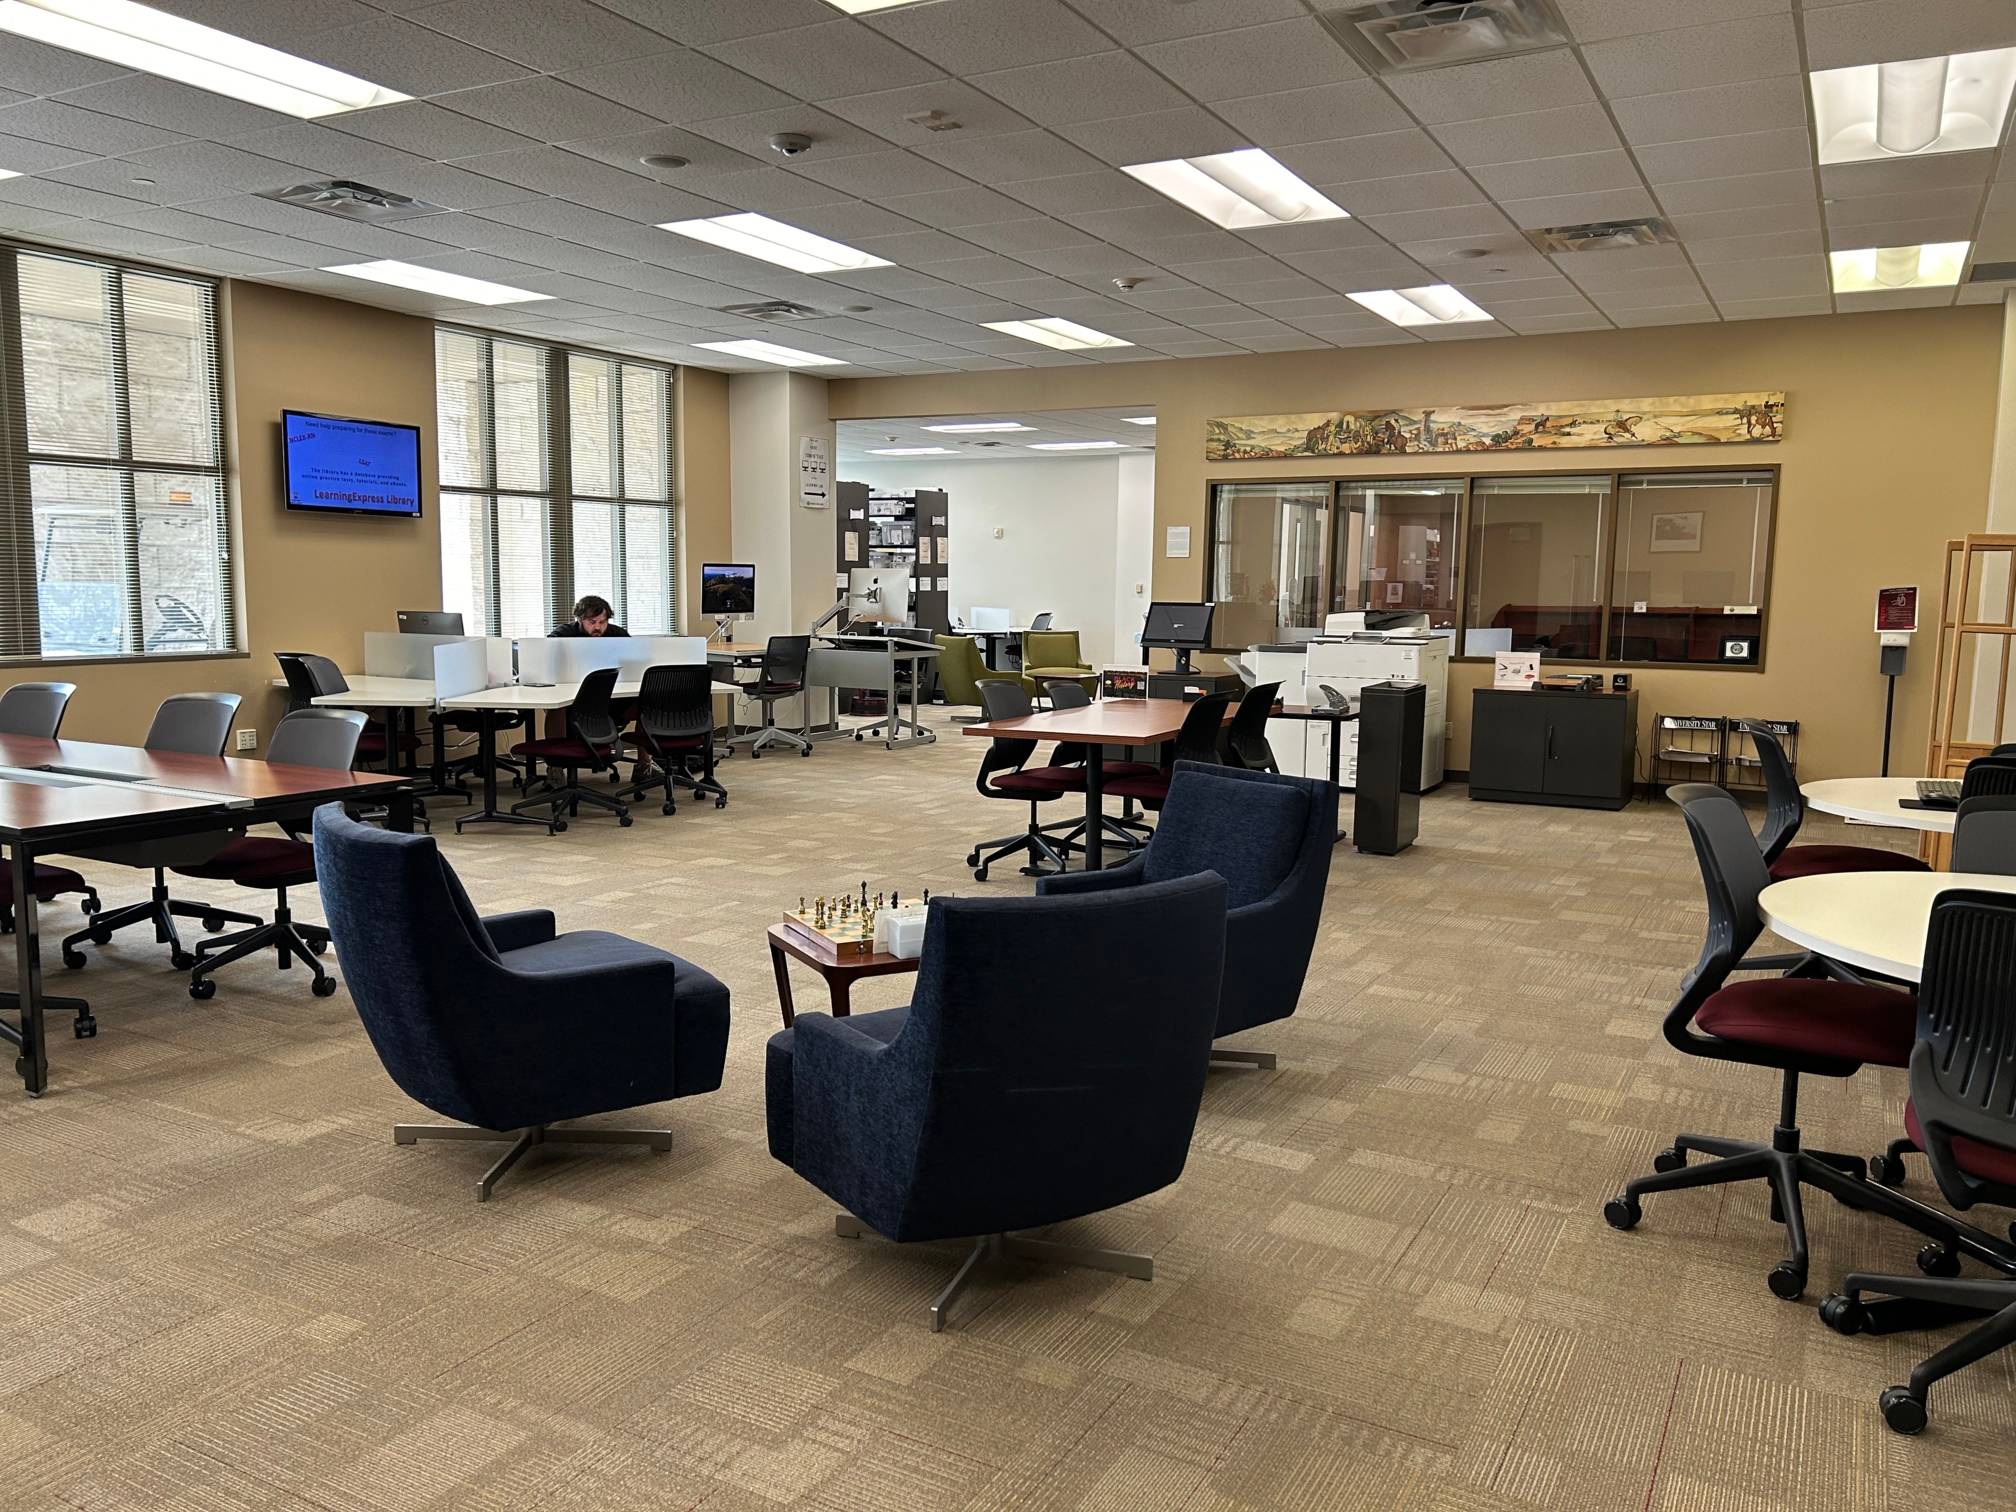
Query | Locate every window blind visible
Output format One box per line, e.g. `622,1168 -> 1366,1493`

0,246 -> 231,661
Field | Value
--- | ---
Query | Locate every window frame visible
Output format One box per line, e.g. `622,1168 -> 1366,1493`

0,239 -> 236,667
1201,462 -> 1780,672
437,325 -> 679,639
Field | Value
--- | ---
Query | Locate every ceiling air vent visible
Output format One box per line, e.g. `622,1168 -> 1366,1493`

256,179 -> 446,222
1526,218 -> 1679,255
1969,261 -> 2016,283
716,300 -> 828,322
1320,0 -> 1570,75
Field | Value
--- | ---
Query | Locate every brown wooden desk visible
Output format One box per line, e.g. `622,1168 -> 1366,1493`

962,697 -> 1222,870
767,922 -> 918,1028
0,736 -> 411,1097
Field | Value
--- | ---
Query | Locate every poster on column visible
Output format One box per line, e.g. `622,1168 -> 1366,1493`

798,435 -> 830,509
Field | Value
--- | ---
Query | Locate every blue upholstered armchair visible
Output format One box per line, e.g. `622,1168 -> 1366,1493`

766,874 -> 1228,1330
1040,761 -> 1335,1069
313,806 -> 730,1200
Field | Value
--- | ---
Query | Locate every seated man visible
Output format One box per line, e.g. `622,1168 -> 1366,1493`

552,593 -> 627,638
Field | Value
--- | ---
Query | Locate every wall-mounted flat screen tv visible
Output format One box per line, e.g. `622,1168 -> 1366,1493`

281,409 -> 423,518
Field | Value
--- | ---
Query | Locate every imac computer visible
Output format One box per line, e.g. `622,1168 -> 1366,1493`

1141,601 -> 1215,673
700,562 -> 756,639
848,566 -> 913,627
397,609 -> 464,635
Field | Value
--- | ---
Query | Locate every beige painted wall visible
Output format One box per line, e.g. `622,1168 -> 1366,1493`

829,307 -> 2002,781
678,365 -> 731,625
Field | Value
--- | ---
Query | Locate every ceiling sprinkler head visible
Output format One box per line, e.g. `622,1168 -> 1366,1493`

1112,276 -> 1145,292
770,133 -> 814,158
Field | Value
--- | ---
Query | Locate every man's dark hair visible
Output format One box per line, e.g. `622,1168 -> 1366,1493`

573,594 -> 613,621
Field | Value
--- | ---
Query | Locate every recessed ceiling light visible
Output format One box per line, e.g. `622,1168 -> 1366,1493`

923,421 -> 1035,433
1811,48 -> 2016,165
693,338 -> 848,368
1121,416 -> 1156,426
0,0 -> 408,118
321,260 -> 550,306
870,446 -> 956,455
1347,284 -> 1493,328
1829,241 -> 1970,293
982,317 -> 1133,352
659,211 -> 892,275
1028,440 -> 1128,451
1122,148 -> 1349,230
823,0 -> 940,12
0,169 -> 19,181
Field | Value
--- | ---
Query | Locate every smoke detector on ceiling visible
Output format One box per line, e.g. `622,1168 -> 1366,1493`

1525,217 -> 1678,255
1320,0 -> 1571,75
257,179 -> 447,222
715,300 -> 830,322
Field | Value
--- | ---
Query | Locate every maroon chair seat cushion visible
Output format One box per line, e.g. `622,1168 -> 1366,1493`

628,729 -> 707,751
1905,1101 -> 2016,1188
751,681 -> 802,697
510,736 -> 605,762
172,835 -> 314,888
358,730 -> 422,757
1696,977 -> 1914,1068
0,862 -> 92,905
1102,761 -> 1160,779
1104,769 -> 1172,801
1769,844 -> 1929,882
990,768 -> 1077,797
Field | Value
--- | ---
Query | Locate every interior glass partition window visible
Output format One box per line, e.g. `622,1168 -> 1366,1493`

2,249 -> 231,660
1209,482 -> 1330,646
1333,479 -> 1459,634
1608,472 -> 1773,665
1464,475 -> 1610,659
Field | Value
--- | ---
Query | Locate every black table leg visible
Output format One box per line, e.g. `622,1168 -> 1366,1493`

1328,716 -> 1348,845
455,708 -> 550,832
1084,757 -> 1105,871
386,790 -> 417,834
10,845 -> 47,1096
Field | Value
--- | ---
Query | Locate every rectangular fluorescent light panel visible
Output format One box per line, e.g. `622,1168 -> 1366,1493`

923,422 -> 1034,432
1829,241 -> 1969,293
659,212 -> 892,275
322,260 -> 550,306
1348,284 -> 1493,328
1029,441 -> 1127,451
0,0 -> 409,118
1122,416 -> 1156,425
870,446 -> 955,455
693,338 -> 847,368
982,318 -> 1133,352
1811,49 -> 2016,165
1123,148 -> 1349,230
0,169 -> 19,181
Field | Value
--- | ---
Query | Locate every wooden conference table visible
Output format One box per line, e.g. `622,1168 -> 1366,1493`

0,736 -> 411,1097
1758,871 -> 2016,983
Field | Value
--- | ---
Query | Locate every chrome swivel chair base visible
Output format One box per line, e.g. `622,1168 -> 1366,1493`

834,1213 -> 1153,1332
392,1121 -> 673,1201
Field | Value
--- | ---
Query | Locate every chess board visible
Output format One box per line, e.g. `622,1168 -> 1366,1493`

781,907 -> 877,957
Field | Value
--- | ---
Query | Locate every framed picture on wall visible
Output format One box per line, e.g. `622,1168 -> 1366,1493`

1648,510 -> 1704,553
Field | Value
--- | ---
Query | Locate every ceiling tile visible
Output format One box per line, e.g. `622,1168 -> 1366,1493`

1135,19 -> 1364,100
1606,304 -> 1719,326
683,106 -> 893,164
334,101 -> 538,161
814,79 -> 1038,147
705,20 -> 944,100
562,49 -> 792,124
1229,218 -> 1387,255
1060,0 -> 1305,45
1495,187 -> 1661,229
1355,202 -> 1517,243
1656,169 -> 1818,214
1716,295 -> 1834,321
1499,311 -> 1615,334
1272,132 -> 1456,187
914,128 -> 1106,183
882,186 -> 1036,228
1834,286 -> 1958,311
1057,108 -> 1251,166
1825,213 -> 1980,248
0,99 -> 189,157
864,0 -> 1113,74
1556,0 -> 1790,44
0,35 -> 137,96
1636,129 -> 1813,186
444,78 -> 667,145
998,170 -> 1165,216
1667,201 -> 1820,240
1697,256 -> 1830,299
513,125 -> 764,181
1582,15 -> 1801,98
1431,106 -> 1621,167
1469,151 -> 1644,202
783,200 -> 931,241
1322,171 -> 1487,217
1610,77 -> 1808,147
1803,0 -> 2016,72
1385,51 -> 1595,125
52,76 -> 291,141
969,53 -> 1190,128
793,149 -> 975,198
1210,81 -> 1414,149
409,0 -> 681,70
0,133 -> 97,177
1824,186 -> 1986,227
1822,156 -> 1991,199
299,15 -> 537,96
50,142 -> 306,203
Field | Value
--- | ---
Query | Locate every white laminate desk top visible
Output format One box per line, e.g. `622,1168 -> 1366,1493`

1758,871 -> 2016,983
438,679 -> 740,711
1802,777 -> 1956,834
266,674 -> 439,707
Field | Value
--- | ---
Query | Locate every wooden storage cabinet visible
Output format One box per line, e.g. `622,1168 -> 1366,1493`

1469,688 -> 1639,811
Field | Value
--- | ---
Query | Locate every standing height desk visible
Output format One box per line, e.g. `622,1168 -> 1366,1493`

812,636 -> 940,748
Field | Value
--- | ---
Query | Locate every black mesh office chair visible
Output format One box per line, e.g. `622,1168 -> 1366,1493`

1744,720 -> 1927,884
1820,891 -> 2016,1433
175,709 -> 367,1000
735,635 -> 813,757
1951,795 -> 2016,875
1105,694 -> 1234,812
1043,680 -> 1153,856
61,693 -> 263,979
617,664 -> 727,814
966,679 -> 1086,880
508,667 -> 630,829
1961,755 -> 2016,800
1225,682 -> 1282,773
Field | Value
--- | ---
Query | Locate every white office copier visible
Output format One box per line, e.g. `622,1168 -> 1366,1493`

1251,612 -> 1448,791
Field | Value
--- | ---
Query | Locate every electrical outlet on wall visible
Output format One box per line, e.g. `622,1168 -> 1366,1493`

235,729 -> 256,751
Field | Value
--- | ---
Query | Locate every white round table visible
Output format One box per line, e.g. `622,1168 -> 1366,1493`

1757,872 -> 2016,983
1801,777 -> 1956,834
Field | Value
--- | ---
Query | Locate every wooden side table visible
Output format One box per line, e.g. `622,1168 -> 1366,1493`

768,922 -> 920,1028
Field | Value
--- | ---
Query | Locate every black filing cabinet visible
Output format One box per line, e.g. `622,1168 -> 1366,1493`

1469,688 -> 1638,811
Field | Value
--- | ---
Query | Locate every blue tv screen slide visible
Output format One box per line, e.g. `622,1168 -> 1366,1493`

282,410 -> 423,518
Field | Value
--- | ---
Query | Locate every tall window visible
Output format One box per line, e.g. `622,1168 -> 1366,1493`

435,330 -> 676,637
0,247 -> 231,661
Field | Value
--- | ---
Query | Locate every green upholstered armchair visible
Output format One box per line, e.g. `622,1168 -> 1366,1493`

1017,630 -> 1096,699
933,633 -> 988,719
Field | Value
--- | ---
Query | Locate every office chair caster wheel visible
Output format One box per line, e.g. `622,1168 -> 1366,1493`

973,865 -> 989,882
854,732 -> 863,741
715,797 -> 727,809
1767,1262 -> 1806,1301
618,814 -> 633,827
170,950 -> 196,971
188,979 -> 215,1001
89,928 -> 111,946
1916,1243 -> 1961,1278
62,948 -> 86,970
1601,1194 -> 1640,1231
1819,1294 -> 1867,1335
749,749 -> 760,759
72,1017 -> 96,1039
1651,1146 -> 1686,1173
306,937 -> 329,957
80,897 -> 99,914
965,849 -> 980,867
662,802 -> 676,816
1879,1387 -> 1927,1435
202,914 -> 227,932
551,820 -> 568,833
312,976 -> 338,998
1870,1151 -> 1906,1186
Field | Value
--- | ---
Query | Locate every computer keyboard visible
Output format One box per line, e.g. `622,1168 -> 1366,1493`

1916,778 -> 1962,805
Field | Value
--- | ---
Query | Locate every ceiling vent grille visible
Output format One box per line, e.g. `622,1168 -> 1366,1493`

1969,261 -> 2016,283
716,300 -> 829,322
256,179 -> 446,222
1525,218 -> 1679,255
1320,0 -> 1571,75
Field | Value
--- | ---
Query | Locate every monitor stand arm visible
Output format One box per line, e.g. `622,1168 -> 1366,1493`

808,597 -> 849,636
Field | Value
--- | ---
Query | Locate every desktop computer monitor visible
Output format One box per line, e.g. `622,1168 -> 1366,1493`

970,606 -> 1012,633
700,562 -> 756,618
1141,601 -> 1215,672
848,566 -> 912,626
397,609 -> 464,635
